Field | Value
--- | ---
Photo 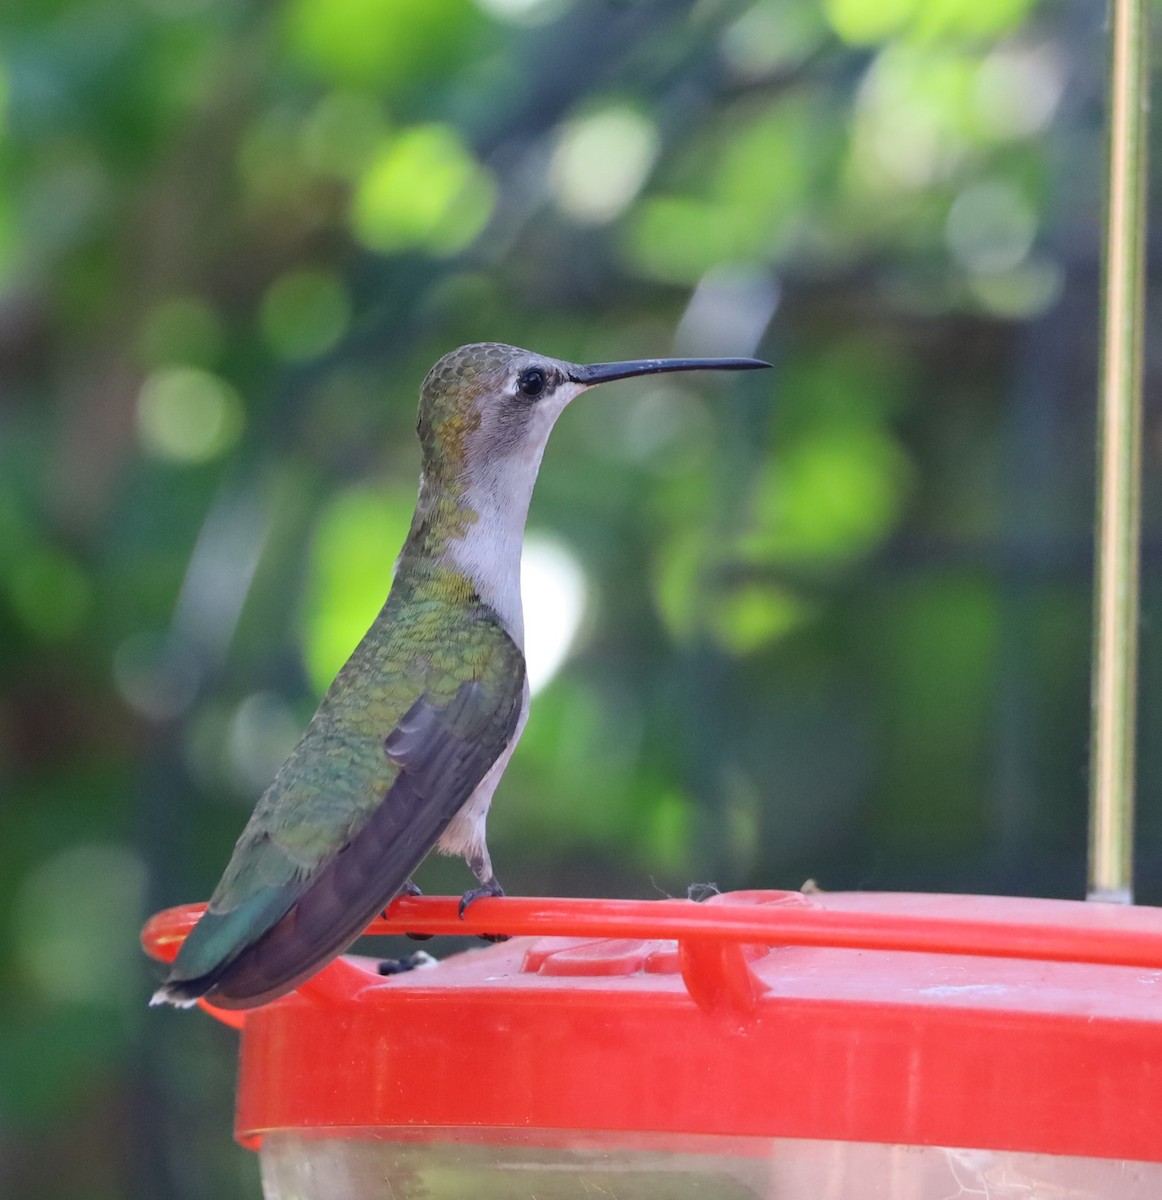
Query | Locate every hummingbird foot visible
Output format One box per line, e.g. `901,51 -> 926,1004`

383,878 -> 423,918
458,877 -> 508,942
390,879 -> 435,941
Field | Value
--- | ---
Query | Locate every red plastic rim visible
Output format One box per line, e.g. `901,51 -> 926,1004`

142,891 -> 1162,1162
142,888 -> 1162,978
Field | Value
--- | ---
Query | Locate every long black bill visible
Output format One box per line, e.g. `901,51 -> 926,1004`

569,356 -> 771,386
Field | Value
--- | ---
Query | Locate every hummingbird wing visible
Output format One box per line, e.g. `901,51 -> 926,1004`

155,600 -> 524,1008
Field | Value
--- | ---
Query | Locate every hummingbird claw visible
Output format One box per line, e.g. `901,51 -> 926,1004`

383,879 -> 423,918
458,878 -> 508,941
458,878 -> 505,917
392,879 -> 433,939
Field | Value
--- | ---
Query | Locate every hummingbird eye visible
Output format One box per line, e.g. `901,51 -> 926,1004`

516,367 -> 546,398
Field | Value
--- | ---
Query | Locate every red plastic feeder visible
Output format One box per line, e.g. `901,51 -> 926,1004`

142,889 -> 1162,1197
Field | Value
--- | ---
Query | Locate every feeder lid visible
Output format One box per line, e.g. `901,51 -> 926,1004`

142,889 -> 1162,1159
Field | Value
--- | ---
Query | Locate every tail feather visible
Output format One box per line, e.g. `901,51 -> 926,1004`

205,753 -> 477,1008
152,677 -> 522,1010
158,738 -> 478,1009
151,887 -> 300,1008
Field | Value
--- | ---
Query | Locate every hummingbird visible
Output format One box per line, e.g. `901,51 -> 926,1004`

152,342 -> 770,1009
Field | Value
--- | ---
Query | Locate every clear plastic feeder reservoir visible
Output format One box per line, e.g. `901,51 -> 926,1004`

142,890 -> 1162,1198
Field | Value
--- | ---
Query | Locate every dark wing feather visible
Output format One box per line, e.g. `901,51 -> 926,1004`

157,667 -> 523,1009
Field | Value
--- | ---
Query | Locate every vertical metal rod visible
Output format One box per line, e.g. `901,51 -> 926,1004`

1088,0 -> 1149,903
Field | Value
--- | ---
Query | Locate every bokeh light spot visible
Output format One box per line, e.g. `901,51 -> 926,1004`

8,549 -> 91,640
283,0 -> 474,90
652,525 -> 706,643
549,107 -> 659,226
521,535 -> 587,695
740,426 -> 910,562
911,0 -> 1034,39
850,47 -> 977,192
676,263 -> 779,358
709,583 -> 809,656
643,789 -> 692,873
228,691 -> 303,794
474,0 -> 569,24
825,0 -> 916,44
720,1 -> 826,81
827,0 -> 1031,42
975,44 -> 1063,139
968,255 -> 1063,318
261,268 -> 350,362
302,485 -> 417,693
945,179 -> 1037,275
136,366 -> 244,463
351,125 -> 495,255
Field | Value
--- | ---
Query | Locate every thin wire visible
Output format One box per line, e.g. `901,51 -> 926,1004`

1089,0 -> 1149,903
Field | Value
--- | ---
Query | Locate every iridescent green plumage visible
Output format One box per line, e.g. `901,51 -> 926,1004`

163,565 -> 524,1007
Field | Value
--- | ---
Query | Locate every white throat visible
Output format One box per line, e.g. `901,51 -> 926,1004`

445,466 -> 536,647
441,380 -> 585,647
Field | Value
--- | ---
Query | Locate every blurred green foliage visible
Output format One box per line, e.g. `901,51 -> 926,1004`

0,0 -> 1158,1197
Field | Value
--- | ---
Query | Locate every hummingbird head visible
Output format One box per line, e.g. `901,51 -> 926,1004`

417,343 -> 585,482
417,341 -> 770,483
408,341 -> 769,638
